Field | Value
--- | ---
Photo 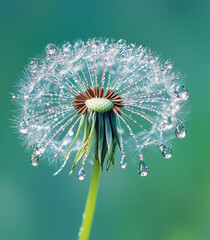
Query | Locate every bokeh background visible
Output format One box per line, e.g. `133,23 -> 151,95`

1,0 -> 210,239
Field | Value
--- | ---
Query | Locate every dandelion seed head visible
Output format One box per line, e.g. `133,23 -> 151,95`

13,38 -> 189,177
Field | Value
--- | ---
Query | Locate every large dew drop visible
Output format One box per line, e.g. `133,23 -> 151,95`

19,120 -> 28,134
138,162 -> 149,177
45,43 -> 58,55
175,125 -> 186,138
160,145 -> 172,159
78,167 -> 85,181
30,154 -> 39,166
174,85 -> 188,100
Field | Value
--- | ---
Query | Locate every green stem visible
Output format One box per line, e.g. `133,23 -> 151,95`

78,158 -> 100,240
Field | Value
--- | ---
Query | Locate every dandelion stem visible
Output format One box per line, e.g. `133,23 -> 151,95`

78,156 -> 100,240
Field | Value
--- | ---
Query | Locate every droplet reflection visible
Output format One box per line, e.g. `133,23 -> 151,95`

160,145 -> 172,159
138,162 -> 149,177
120,158 -> 127,169
174,85 -> 188,100
78,167 -> 85,181
30,154 -> 39,166
175,125 -> 186,138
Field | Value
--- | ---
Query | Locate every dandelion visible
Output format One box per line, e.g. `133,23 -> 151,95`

13,38 -> 189,240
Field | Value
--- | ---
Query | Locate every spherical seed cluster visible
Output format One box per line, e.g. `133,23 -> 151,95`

85,98 -> 114,113
12,38 -> 189,177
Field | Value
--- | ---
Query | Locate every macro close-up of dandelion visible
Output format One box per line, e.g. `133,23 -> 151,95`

12,38 -> 189,240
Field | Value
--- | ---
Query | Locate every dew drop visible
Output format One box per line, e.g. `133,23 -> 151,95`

45,43 -> 58,55
160,145 -> 172,159
120,157 -> 127,169
69,130 -> 74,136
164,60 -> 173,70
163,117 -> 174,130
28,59 -> 38,73
62,42 -> 71,52
117,39 -> 126,45
55,63 -> 66,75
136,45 -> 146,55
78,167 -> 85,181
138,162 -> 149,177
19,120 -> 28,134
174,85 -> 188,100
11,93 -> 16,99
175,125 -> 186,138
30,154 -> 39,166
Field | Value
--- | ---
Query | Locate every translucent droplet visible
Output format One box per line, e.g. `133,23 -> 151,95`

174,85 -> 188,100
175,125 -> 186,138
30,154 -> 39,166
45,43 -> 58,55
120,158 -> 127,169
74,40 -> 85,50
28,59 -> 38,73
160,145 -> 172,159
11,93 -> 16,99
69,130 -> 74,136
117,39 -> 126,45
164,60 -> 173,70
78,167 -> 85,181
136,45 -> 146,55
163,117 -> 174,129
19,120 -> 28,134
55,63 -> 67,75
138,162 -> 149,177
62,42 -> 71,52
127,44 -> 134,52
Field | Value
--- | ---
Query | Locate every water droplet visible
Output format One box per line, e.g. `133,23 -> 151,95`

160,145 -> 172,158
163,117 -> 174,129
120,158 -> 127,169
45,43 -> 58,55
55,63 -> 66,75
19,120 -> 28,134
138,162 -> 149,177
174,85 -> 188,100
164,60 -> 173,70
69,130 -> 74,136
78,167 -> 85,181
136,45 -> 146,55
11,93 -> 16,99
28,59 -> 38,73
30,154 -> 39,166
62,42 -> 71,52
127,44 -> 134,52
175,125 -> 186,138
117,39 -> 126,45
74,40 -> 85,50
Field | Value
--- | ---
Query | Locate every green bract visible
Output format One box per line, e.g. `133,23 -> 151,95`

65,110 -> 121,174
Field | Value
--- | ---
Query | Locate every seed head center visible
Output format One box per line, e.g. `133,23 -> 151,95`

85,98 -> 114,113
73,87 -> 124,115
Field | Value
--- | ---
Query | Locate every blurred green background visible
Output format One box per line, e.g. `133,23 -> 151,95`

1,0 -> 210,239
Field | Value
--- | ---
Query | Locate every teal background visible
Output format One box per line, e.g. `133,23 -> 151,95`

1,0 -> 210,239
